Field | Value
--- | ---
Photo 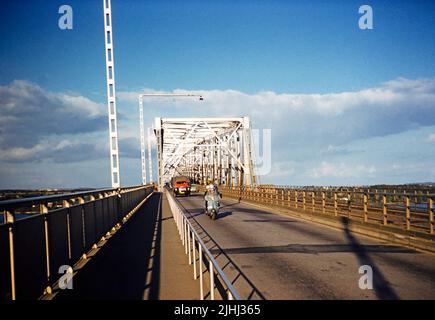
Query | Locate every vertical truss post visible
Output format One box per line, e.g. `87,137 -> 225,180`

139,96 -> 146,185
148,126 -> 153,183
230,136 -> 235,187
103,0 -> 120,187
243,116 -> 255,187
154,118 -> 163,189
235,132 -> 240,186
225,137 -> 231,187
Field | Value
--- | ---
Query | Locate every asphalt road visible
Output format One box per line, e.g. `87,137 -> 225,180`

176,193 -> 435,300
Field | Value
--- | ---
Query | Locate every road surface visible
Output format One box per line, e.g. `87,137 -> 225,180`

176,193 -> 435,300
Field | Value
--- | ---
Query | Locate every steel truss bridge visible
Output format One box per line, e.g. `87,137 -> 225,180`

154,117 -> 256,188
0,0 -> 434,302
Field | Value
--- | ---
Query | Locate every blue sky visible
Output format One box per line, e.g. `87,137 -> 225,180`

0,0 -> 434,188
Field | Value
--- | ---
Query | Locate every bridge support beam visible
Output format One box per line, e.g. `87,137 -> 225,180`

154,117 -> 257,189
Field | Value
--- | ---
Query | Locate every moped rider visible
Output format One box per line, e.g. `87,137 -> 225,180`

204,179 -> 219,210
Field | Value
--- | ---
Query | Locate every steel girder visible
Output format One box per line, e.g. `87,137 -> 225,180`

154,117 -> 256,189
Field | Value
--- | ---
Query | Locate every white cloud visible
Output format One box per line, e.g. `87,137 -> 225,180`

0,144 -> 45,161
113,78 -> 435,186
56,93 -> 106,118
0,137 -> 107,163
0,80 -> 145,167
0,80 -> 106,117
267,161 -> 296,178
309,161 -> 376,179
319,145 -> 360,156
119,77 -> 435,146
0,80 -> 107,149
1,77 -> 435,187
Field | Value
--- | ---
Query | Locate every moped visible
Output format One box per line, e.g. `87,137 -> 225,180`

205,192 -> 221,220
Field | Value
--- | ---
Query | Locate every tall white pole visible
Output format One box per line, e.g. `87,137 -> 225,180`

139,96 -> 147,185
147,126 -> 153,183
103,0 -> 120,188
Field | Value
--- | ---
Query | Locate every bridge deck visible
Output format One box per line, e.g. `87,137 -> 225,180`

53,191 -> 435,300
176,193 -> 435,300
56,192 -> 199,300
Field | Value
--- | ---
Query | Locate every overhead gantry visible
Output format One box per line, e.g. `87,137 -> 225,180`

154,117 -> 257,189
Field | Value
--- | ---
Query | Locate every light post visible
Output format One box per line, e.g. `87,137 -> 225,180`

138,93 -> 204,185
103,0 -> 121,188
147,126 -> 153,183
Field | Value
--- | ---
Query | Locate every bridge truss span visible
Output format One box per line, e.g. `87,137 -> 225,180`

154,117 -> 257,189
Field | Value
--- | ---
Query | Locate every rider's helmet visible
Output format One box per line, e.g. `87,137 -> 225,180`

206,179 -> 215,193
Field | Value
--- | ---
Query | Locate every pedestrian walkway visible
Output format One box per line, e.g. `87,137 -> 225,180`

153,192 -> 199,299
55,192 -> 199,300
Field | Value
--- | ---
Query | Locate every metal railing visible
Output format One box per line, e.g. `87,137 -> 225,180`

0,185 -> 154,300
263,185 -> 435,195
221,186 -> 435,235
165,188 -> 241,300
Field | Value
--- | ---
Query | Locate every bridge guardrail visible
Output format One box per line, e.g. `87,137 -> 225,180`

261,185 -> 435,195
220,186 -> 435,236
0,185 -> 154,300
165,188 -> 241,300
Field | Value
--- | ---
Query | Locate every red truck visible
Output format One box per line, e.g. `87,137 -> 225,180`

171,176 -> 191,197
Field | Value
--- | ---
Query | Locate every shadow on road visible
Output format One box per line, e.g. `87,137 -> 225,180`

175,198 -> 266,300
341,217 -> 399,300
217,211 -> 233,219
220,202 -> 242,210
56,193 -> 162,300
209,243 -> 414,255
242,219 -> 299,223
